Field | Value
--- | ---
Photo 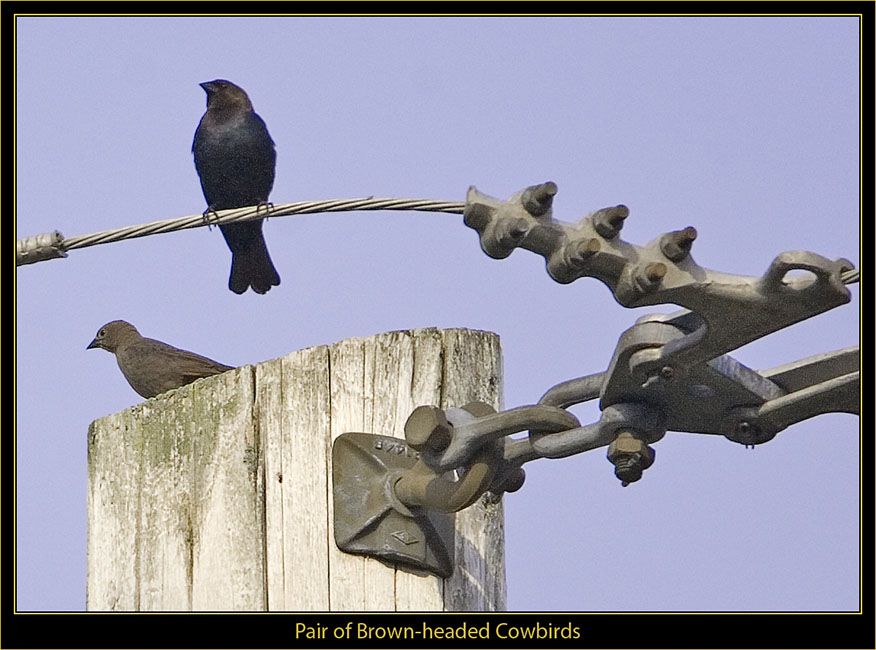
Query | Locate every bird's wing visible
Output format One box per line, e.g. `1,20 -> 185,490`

141,339 -> 235,380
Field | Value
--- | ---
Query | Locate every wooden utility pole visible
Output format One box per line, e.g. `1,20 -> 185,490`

86,328 -> 506,611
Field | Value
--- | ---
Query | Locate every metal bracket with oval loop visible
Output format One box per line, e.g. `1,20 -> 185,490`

331,403 -> 509,578
331,431 -> 457,578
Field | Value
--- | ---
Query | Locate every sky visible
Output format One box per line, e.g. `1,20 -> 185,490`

15,15 -> 860,613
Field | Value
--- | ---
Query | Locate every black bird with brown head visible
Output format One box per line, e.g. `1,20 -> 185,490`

193,79 -> 281,295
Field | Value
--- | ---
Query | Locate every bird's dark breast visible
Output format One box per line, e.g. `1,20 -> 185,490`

193,115 -> 276,210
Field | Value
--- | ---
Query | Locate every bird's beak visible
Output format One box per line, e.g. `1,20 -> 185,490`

199,81 -> 213,93
86,338 -> 100,350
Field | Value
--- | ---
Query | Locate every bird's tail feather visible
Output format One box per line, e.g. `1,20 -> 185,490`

229,236 -> 281,295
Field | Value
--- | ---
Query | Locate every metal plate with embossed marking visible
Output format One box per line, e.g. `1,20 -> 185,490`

332,432 -> 455,578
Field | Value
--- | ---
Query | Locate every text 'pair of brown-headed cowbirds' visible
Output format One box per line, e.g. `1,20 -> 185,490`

87,320 -> 234,399
193,79 -> 281,295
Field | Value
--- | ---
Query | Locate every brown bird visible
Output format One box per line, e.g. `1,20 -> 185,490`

193,79 -> 281,295
87,320 -> 234,399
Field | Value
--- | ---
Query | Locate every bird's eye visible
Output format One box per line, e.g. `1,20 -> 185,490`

99,329 -> 106,338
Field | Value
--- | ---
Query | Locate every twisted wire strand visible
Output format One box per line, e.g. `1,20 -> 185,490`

61,197 -> 465,252
15,197 -> 860,286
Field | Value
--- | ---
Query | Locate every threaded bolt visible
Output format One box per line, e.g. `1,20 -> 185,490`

521,182 -> 558,217
607,431 -> 655,486
613,456 -> 643,486
592,205 -> 629,239
498,217 -> 530,243
632,262 -> 667,294
568,237 -> 600,266
660,226 -> 698,262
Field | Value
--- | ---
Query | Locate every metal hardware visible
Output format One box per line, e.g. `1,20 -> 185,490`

607,431 -> 655,487
330,180 -> 858,577
394,404 -> 504,513
332,332 -> 857,576
16,230 -> 68,265
331,431 -> 456,578
463,182 -> 853,319
720,347 -> 859,446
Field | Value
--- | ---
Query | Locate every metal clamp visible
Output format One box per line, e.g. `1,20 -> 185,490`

332,333 -> 858,577
16,230 -> 68,265
464,183 -> 853,349
331,401 -> 580,576
721,346 -> 859,446
331,180 -> 858,577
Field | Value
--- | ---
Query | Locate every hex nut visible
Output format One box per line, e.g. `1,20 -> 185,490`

404,405 -> 452,452
607,431 -> 655,470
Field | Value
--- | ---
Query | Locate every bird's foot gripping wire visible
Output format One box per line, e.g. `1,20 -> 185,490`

201,206 -> 221,230
255,200 -> 274,217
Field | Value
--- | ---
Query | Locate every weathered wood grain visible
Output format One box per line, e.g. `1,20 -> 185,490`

87,329 -> 506,611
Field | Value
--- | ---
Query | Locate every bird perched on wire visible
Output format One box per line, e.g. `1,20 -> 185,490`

193,79 -> 281,295
87,320 -> 234,399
